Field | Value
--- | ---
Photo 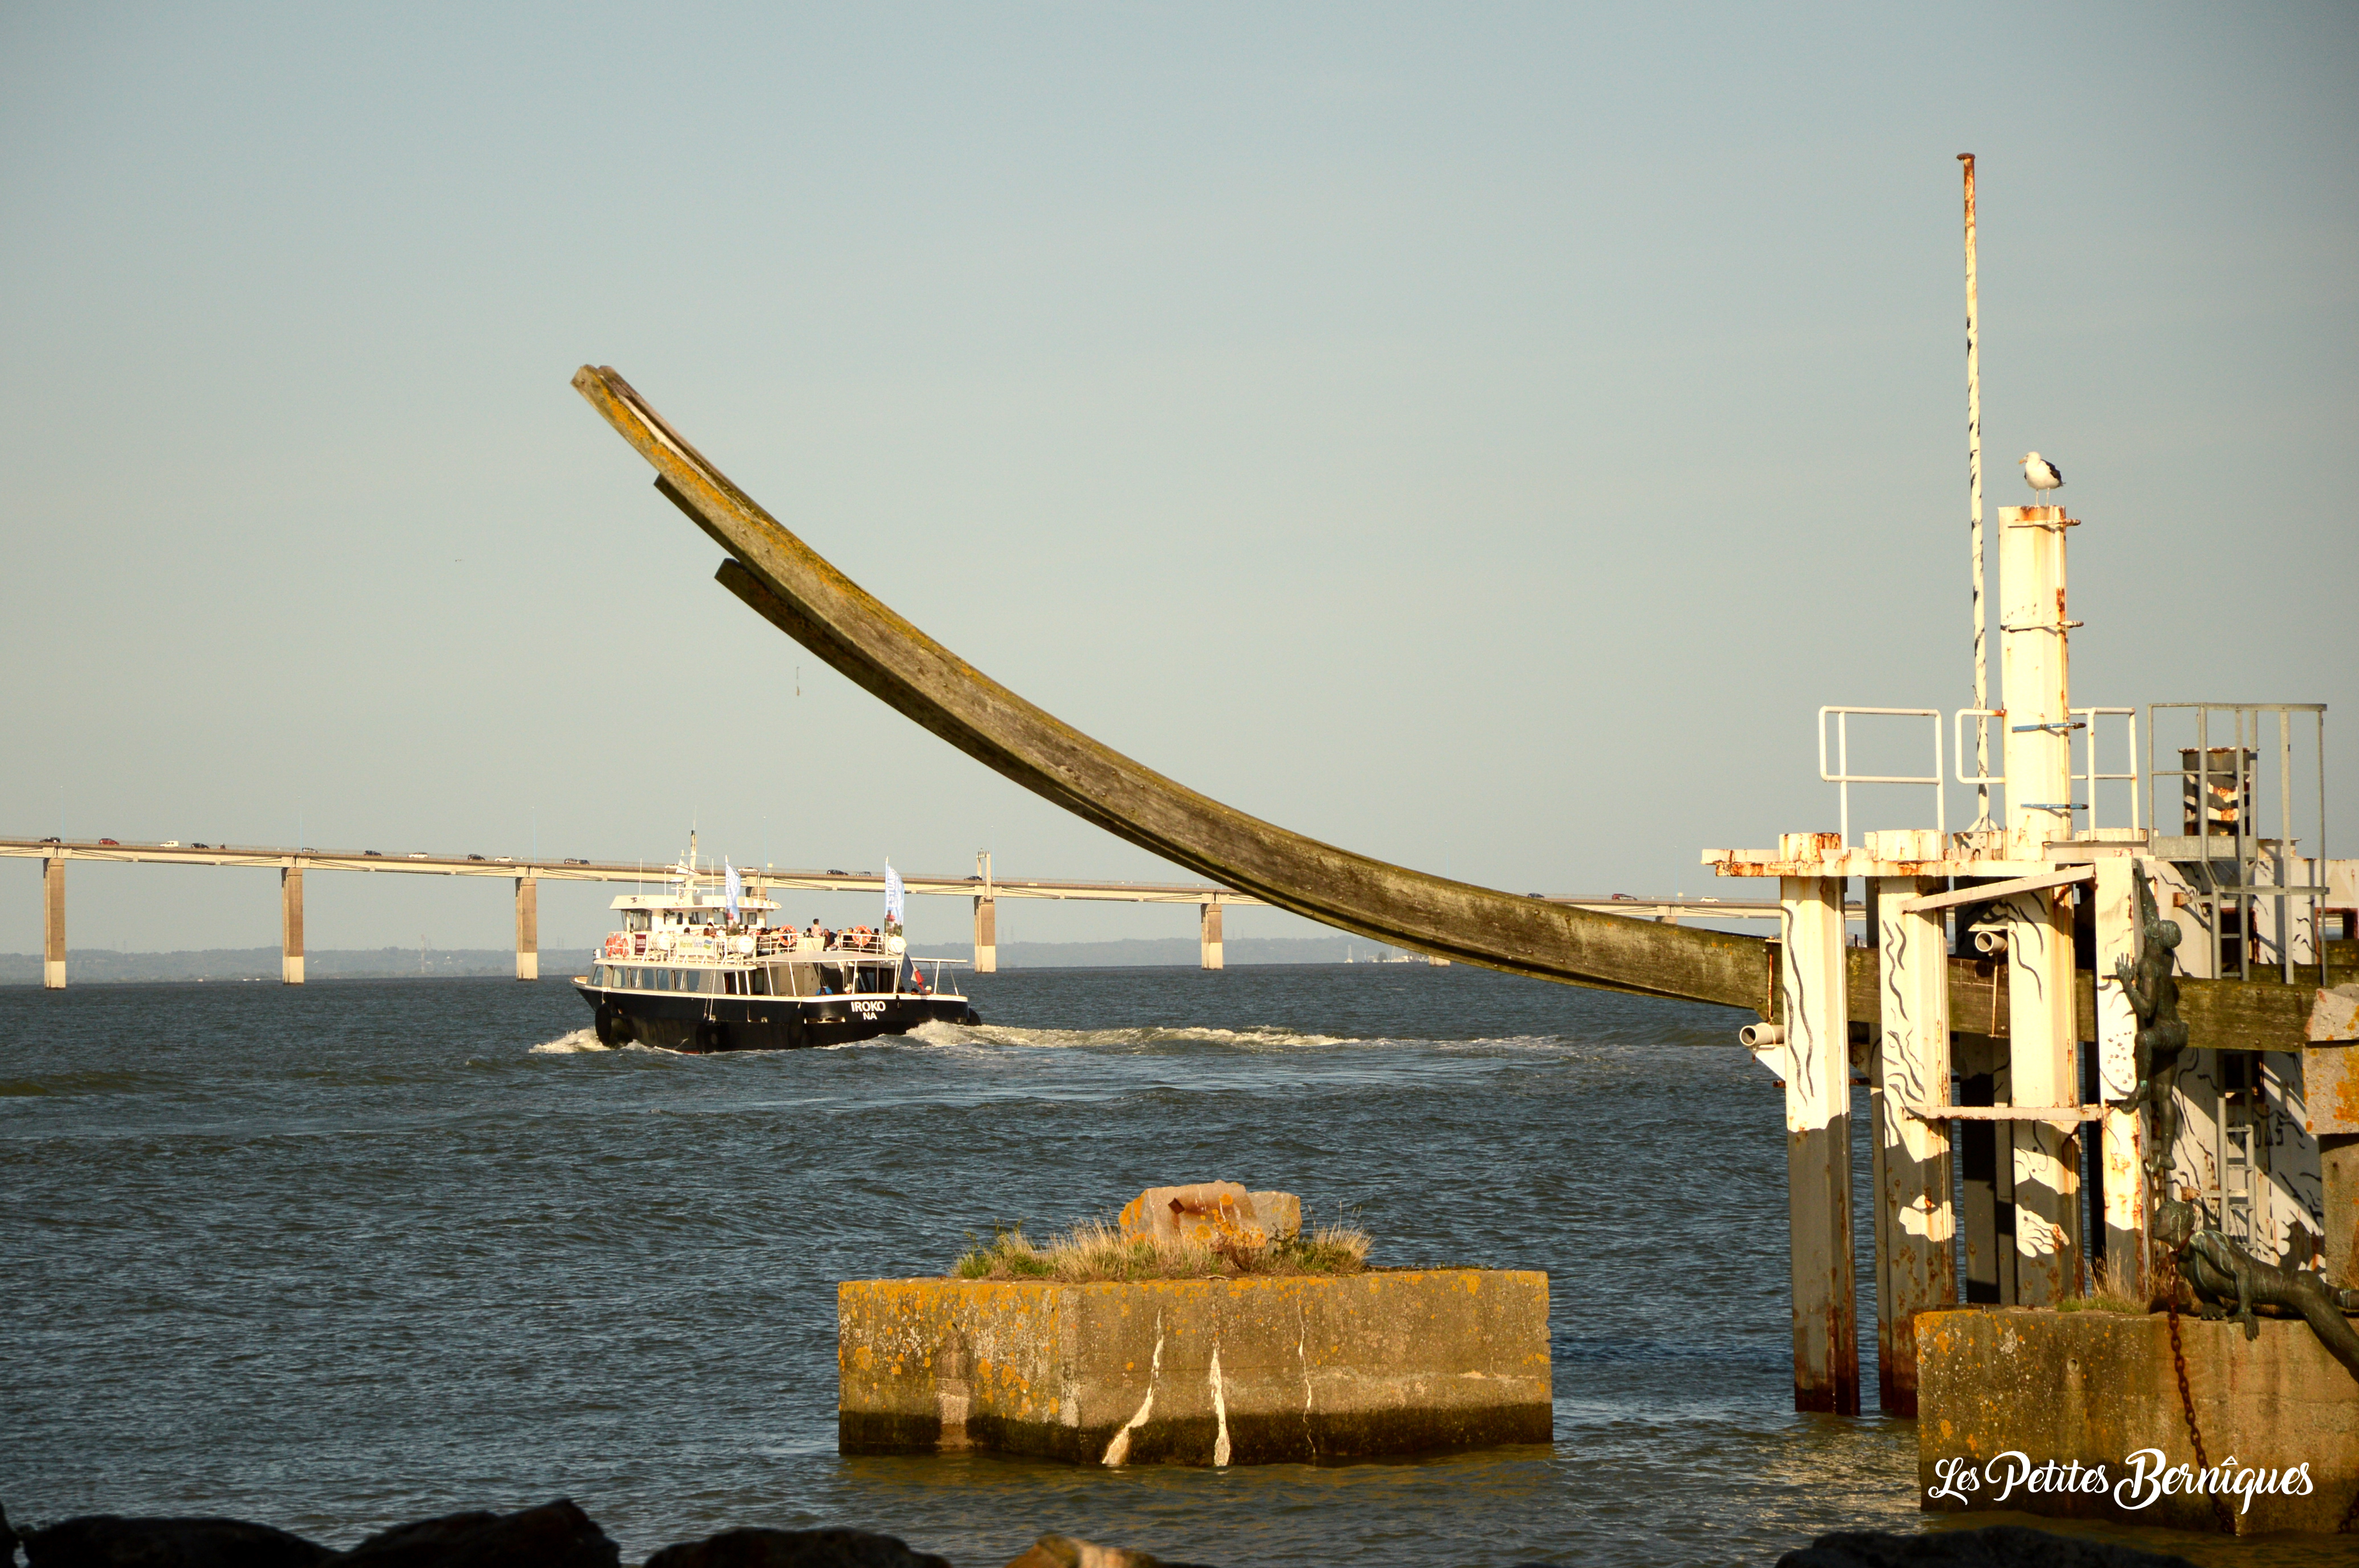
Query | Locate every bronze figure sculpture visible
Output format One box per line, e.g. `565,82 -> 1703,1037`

2112,864 -> 2190,1186
2155,1198 -> 2359,1380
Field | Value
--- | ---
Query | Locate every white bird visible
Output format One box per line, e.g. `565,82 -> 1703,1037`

2019,451 -> 2064,501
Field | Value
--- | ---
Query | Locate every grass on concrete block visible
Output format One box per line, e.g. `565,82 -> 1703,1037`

2057,1253 -> 2148,1314
953,1219 -> 1370,1283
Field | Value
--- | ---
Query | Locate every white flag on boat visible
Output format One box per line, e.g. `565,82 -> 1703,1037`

724,859 -> 742,921
884,861 -> 904,926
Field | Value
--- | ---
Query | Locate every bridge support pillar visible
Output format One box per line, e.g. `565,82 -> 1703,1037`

973,896 -> 996,974
2092,855 -> 2147,1297
42,854 -> 65,989
1780,874 -> 1858,1414
281,866 -> 305,985
1870,877 -> 1952,1417
2004,884 -> 2080,1305
516,877 -> 539,981
1200,902 -> 1223,970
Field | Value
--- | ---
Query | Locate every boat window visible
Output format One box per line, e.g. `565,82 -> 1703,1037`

623,910 -> 650,933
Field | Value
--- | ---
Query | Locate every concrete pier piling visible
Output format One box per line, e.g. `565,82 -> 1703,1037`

43,854 -> 65,989
514,875 -> 538,981
1778,871 -> 1859,1414
2091,856 -> 2148,1297
1871,875 -> 1955,1416
280,866 -> 304,985
2003,885 -> 2080,1303
1999,504 -> 2083,1307
1199,901 -> 1223,970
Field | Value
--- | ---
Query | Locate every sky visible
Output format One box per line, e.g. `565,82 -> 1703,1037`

2,2 -> 2353,958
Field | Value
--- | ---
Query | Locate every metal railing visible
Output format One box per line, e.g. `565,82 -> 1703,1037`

1819,707 -> 1944,846
2146,702 -> 2328,983
2073,707 -> 2139,833
1952,706 -> 2142,837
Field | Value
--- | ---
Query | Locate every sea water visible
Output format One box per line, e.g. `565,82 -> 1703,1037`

0,967 -> 2298,1564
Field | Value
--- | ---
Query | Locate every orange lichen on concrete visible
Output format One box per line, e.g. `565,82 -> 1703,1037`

1918,1307 -> 2357,1536
1117,1183 -> 1269,1250
839,1270 -> 1550,1466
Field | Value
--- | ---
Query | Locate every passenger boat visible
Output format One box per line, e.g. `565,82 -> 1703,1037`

573,844 -> 978,1052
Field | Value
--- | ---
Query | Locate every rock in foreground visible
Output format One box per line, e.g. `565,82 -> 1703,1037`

329,1498 -> 617,1568
19,1514 -> 332,1568
645,1525 -> 951,1568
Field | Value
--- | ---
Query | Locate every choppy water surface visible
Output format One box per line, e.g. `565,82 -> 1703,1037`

0,967 -> 2288,1565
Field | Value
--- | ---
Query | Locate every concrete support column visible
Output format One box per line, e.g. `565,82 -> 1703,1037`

42,855 -> 66,989
280,866 -> 305,985
2323,1135 -> 2359,1292
2092,856 -> 2147,1296
1200,902 -> 1224,970
1871,877 -> 1953,1417
973,896 -> 997,974
1998,505 -> 2074,858
1780,874 -> 1858,1415
515,876 -> 539,982
2005,885 -> 2081,1304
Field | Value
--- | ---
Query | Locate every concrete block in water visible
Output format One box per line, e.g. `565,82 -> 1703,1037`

1917,1307 -> 2359,1535
838,1271 -> 1551,1465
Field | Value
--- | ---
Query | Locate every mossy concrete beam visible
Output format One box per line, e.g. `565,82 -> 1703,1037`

838,1271 -> 1551,1465
1917,1307 -> 2359,1535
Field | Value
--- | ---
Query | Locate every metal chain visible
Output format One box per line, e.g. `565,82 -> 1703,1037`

2162,1298 -> 2237,1535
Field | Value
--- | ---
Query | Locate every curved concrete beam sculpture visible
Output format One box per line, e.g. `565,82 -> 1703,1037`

572,364 -> 1767,1008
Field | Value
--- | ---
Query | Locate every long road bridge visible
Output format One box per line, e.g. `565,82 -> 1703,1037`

3,836 -> 1789,986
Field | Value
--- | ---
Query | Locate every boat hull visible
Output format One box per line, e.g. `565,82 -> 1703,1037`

574,983 -> 980,1053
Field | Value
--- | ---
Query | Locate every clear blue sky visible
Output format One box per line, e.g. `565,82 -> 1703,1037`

3,2 -> 2352,955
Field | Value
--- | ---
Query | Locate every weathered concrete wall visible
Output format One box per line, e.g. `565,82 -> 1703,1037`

1918,1307 -> 2359,1535
839,1271 -> 1551,1465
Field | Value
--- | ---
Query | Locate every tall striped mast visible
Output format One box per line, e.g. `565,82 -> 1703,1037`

1959,153 -> 1989,828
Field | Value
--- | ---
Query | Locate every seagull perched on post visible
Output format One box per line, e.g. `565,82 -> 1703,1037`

2019,451 -> 2064,502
